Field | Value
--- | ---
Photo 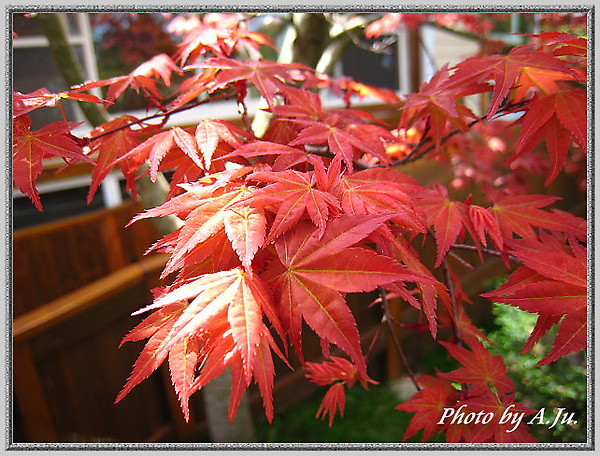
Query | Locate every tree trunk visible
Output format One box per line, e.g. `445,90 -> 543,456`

36,13 -> 108,128
252,13 -> 333,137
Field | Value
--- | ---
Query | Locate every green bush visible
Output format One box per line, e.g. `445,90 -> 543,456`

486,303 -> 587,442
254,382 -> 439,443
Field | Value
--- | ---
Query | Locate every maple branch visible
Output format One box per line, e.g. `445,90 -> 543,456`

317,13 -> 379,74
380,288 -> 421,392
87,90 -> 237,142
391,99 -> 531,167
450,243 -> 522,266
395,119 -> 476,166
344,27 -> 397,55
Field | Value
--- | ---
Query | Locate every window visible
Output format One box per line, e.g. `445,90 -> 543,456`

12,13 -> 100,129
12,13 -> 127,229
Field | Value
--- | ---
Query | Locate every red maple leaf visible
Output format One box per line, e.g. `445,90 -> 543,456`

287,112 -> 396,170
264,214 -> 420,372
447,45 -> 576,118
86,116 -> 154,202
365,13 -> 430,36
168,69 -> 219,109
304,356 -> 377,426
512,89 -> 586,185
13,87 -> 109,118
244,168 -> 341,244
439,304 -> 493,348
13,116 -> 93,210
302,73 -> 401,106
395,375 -> 458,441
399,339 -> 537,443
76,54 -> 179,103
156,146 -> 230,199
482,235 -> 586,365
118,267 -> 285,423
400,65 -> 480,150
272,85 -> 325,122
116,301 -> 187,407
195,119 -> 253,170
420,183 -> 472,267
468,204 -> 504,252
524,32 -> 587,68
198,57 -> 309,108
175,15 -> 275,65
337,167 -> 427,234
461,394 -> 537,443
131,177 -> 263,276
271,85 -> 396,168
223,140 -> 309,170
116,126 -> 202,182
378,233 -> 451,338
486,189 -> 587,241
439,339 -> 515,397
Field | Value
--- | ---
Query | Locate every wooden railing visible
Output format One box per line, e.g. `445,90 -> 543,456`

11,202 -> 185,443
12,254 -> 175,443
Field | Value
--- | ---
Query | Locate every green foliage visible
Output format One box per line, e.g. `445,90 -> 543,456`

254,383 -> 439,443
486,303 -> 587,442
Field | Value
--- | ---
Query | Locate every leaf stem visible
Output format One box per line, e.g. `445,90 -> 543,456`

441,259 -> 463,344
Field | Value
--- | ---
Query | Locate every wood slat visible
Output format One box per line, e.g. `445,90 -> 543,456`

12,201 -> 162,317
13,344 -> 58,442
13,254 -> 167,343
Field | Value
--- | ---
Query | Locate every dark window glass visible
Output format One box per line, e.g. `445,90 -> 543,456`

12,45 -> 85,128
340,39 -> 399,91
12,13 -> 45,37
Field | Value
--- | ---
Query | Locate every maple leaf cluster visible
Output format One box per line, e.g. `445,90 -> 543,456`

397,337 -> 538,443
304,356 -> 377,426
12,12 -> 587,443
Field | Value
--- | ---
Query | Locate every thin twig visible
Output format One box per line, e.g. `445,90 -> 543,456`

450,243 -> 522,266
391,99 -> 531,167
441,259 -> 463,344
447,251 -> 475,270
364,321 -> 385,362
345,27 -> 397,55
379,287 -> 421,391
87,89 -> 237,142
